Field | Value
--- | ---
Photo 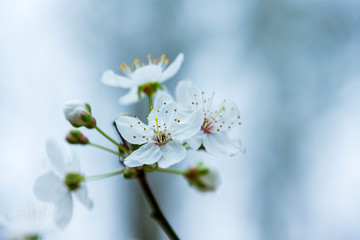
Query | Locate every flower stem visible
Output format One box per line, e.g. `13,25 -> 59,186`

147,95 -> 153,114
95,126 -> 130,154
137,171 -> 179,240
85,168 -> 124,181
156,168 -> 184,175
88,142 -> 124,157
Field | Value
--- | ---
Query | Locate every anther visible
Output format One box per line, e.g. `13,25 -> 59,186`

138,122 -> 140,124
130,125 -> 133,127
133,136 -> 136,138
150,106 -> 154,110
217,129 -> 220,131
177,120 -> 180,123
164,102 -> 167,105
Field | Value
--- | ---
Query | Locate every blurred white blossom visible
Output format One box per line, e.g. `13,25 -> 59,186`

33,139 -> 93,229
101,53 -> 184,105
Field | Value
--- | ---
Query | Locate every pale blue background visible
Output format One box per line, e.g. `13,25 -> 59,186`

1,0 -> 360,239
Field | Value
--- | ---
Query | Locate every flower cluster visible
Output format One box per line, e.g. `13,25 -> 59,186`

32,53 -> 244,234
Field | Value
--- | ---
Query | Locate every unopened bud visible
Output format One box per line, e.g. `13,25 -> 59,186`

64,173 -> 84,191
66,129 -> 89,145
184,162 -> 220,192
123,168 -> 139,179
63,100 -> 97,129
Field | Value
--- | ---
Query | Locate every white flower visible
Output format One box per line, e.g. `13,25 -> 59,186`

175,80 -> 244,156
101,53 -> 184,105
0,204 -> 55,240
115,93 -> 203,168
184,162 -> 221,192
63,100 -> 96,128
33,139 -> 93,230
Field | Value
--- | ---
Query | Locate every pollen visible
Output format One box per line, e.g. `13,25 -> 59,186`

142,136 -> 145,138
133,136 -> 136,138
150,106 -> 154,110
144,128 -> 147,130
157,110 -> 160,112
138,122 -> 140,124
134,115 -> 137,117
130,125 -> 133,127
165,111 -> 168,113
164,102 -> 167,105
217,129 -> 220,131
145,115 -> 148,117
174,109 -> 177,112
228,126 -> 231,129
177,120 -> 180,123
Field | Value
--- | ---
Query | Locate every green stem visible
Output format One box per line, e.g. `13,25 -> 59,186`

95,126 -> 130,154
137,171 -> 179,240
89,142 -> 124,157
85,168 -> 124,181
147,95 -> 153,114
156,168 -> 184,175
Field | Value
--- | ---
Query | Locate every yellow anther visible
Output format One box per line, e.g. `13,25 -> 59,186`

217,129 -> 220,131
148,54 -> 152,60
138,122 -> 140,124
165,111 -> 168,113
133,59 -> 140,65
177,120 -> 180,123
164,102 -> 167,105
133,136 -> 136,138
164,59 -> 169,64
120,62 -> 127,71
143,136 -> 145,138
134,115 -> 137,117
145,115 -> 148,117
130,125 -> 133,127
150,106 -> 154,110
161,54 -> 166,60
228,126 -> 231,129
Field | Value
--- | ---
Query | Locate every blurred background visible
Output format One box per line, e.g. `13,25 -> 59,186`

1,0 -> 360,239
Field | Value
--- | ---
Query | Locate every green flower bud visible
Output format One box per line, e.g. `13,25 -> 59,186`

66,129 -> 89,145
184,162 -> 220,192
123,168 -> 139,179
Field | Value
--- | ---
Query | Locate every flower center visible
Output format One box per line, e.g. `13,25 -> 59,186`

201,106 -> 225,134
119,54 -> 170,74
153,118 -> 172,145
64,173 -> 84,191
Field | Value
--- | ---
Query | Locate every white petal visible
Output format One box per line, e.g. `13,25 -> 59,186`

75,185 -> 93,210
46,139 -> 66,174
203,132 -> 241,157
157,141 -> 186,168
54,193 -> 73,230
101,70 -> 133,88
159,53 -> 184,83
175,79 -> 199,108
115,116 -> 152,145
171,110 -> 203,141
152,91 -> 174,110
185,133 -> 203,150
119,87 -> 141,105
33,171 -> 64,202
66,151 -> 80,173
148,102 -> 177,127
124,142 -> 161,167
216,100 -> 240,125
131,65 -> 163,84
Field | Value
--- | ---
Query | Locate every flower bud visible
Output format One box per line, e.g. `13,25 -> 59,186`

63,100 -> 96,129
184,162 -> 221,192
123,168 -> 139,179
64,173 -> 84,191
66,129 -> 89,145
